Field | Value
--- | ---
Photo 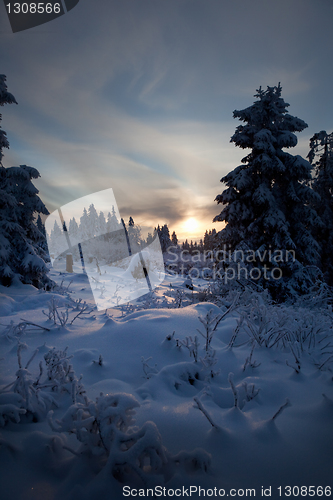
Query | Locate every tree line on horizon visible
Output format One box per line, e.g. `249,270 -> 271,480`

47,204 -> 219,258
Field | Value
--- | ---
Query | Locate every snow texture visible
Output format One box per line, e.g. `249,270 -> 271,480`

0,267 -> 332,499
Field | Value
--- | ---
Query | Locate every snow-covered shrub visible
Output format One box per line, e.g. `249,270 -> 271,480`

0,392 -> 26,427
0,319 -> 49,343
42,296 -> 92,326
179,335 -> 200,363
0,343 -> 58,423
171,448 -> 211,474
243,341 -> 261,371
228,289 -> 333,372
141,356 -> 158,379
196,298 -> 238,353
43,347 -> 86,403
200,348 -> 220,380
92,354 -> 103,366
197,309 -> 220,352
237,380 -> 260,409
0,344 -> 88,425
1,320 -> 27,342
193,396 -> 219,429
48,391 -> 211,486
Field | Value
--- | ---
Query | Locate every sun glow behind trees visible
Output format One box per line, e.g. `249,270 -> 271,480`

183,217 -> 198,233
174,217 -> 216,242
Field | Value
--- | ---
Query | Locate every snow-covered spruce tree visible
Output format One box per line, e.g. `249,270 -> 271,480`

127,216 -> 142,251
0,74 -> 17,165
106,206 -> 119,233
214,84 -> 322,298
36,213 -> 49,258
79,207 -> 89,241
308,131 -> 333,285
204,229 -> 217,252
0,75 -> 18,282
156,224 -> 172,253
0,75 -> 50,288
87,203 -> 99,239
171,230 -> 178,246
1,165 -> 50,287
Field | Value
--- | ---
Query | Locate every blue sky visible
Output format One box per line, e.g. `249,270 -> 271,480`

0,0 -> 332,240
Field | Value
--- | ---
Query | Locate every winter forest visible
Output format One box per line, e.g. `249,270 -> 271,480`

1,73 -> 333,499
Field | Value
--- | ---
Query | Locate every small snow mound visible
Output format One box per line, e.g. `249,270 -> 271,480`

74,348 -> 100,362
102,317 -> 118,328
0,294 -> 16,315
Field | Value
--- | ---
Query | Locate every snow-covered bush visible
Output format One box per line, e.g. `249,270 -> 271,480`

227,289 -> 333,372
0,343 -> 89,426
0,343 -> 58,424
43,347 -> 86,403
141,356 -> 159,379
0,392 -> 26,427
48,391 -> 211,486
42,296 -> 92,326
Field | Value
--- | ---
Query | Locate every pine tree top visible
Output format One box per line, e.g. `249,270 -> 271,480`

231,84 -> 308,152
0,75 -> 18,107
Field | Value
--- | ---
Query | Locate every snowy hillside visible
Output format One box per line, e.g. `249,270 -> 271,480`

0,268 -> 332,499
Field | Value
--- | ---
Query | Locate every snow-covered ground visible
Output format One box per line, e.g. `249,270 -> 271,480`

0,267 -> 333,500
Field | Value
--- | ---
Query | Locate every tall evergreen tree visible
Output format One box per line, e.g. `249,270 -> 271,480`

1,165 -> 50,287
127,216 -> 142,251
36,213 -> 48,255
0,76 -> 50,288
214,84 -> 322,296
182,239 -> 190,251
203,229 -> 217,251
146,232 -> 154,245
97,211 -> 107,236
308,131 -> 333,285
0,74 -> 17,165
79,208 -> 89,241
68,217 -> 79,239
171,231 -> 178,246
87,203 -> 99,238
106,206 -> 119,234
0,75 -> 18,282
157,224 -> 171,253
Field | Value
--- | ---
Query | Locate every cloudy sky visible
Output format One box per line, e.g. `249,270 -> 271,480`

0,0 -> 332,240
